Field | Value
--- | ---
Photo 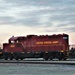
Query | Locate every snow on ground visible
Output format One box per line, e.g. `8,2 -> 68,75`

0,63 -> 75,75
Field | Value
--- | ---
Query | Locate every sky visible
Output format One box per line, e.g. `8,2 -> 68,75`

0,0 -> 75,45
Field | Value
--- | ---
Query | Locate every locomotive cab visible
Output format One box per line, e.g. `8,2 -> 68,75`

3,36 -> 26,60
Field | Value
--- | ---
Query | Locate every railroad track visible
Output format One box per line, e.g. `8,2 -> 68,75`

0,59 -> 75,65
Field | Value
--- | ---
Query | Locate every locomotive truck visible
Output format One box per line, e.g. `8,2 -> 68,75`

1,33 -> 69,60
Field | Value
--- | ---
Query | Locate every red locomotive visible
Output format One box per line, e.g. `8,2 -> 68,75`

2,33 -> 69,60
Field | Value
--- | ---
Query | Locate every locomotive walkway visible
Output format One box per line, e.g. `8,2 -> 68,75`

0,59 -> 75,65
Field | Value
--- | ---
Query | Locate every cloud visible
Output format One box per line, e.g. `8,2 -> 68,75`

0,0 -> 75,44
0,0 -> 75,28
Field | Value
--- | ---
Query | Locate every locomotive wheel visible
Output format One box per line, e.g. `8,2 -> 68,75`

43,53 -> 49,60
49,56 -> 53,60
15,58 -> 19,60
20,58 -> 23,60
44,56 -> 49,60
44,57 -> 48,60
58,58 -> 62,60
10,58 -> 13,60
63,58 -> 67,60
50,58 -> 53,60
5,58 -> 8,60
